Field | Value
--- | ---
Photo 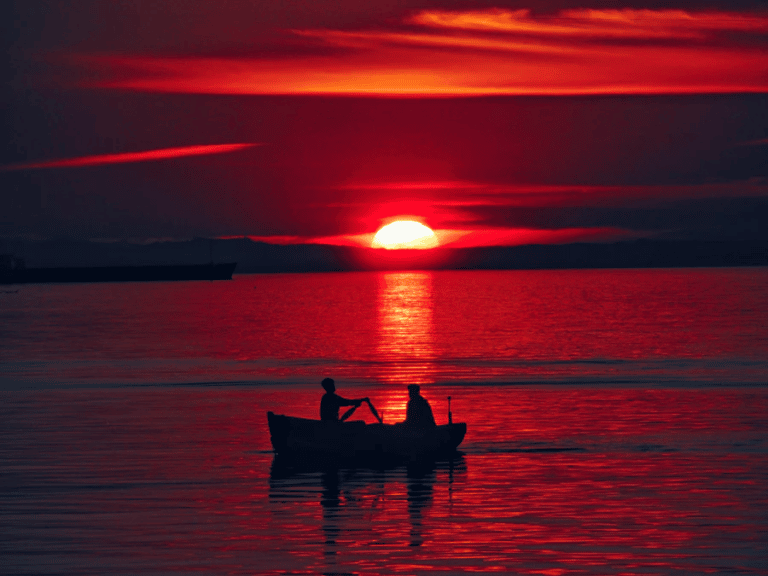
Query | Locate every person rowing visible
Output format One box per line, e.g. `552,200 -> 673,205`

319,377 -> 382,423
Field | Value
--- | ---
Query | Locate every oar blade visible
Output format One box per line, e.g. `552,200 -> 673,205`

366,399 -> 383,424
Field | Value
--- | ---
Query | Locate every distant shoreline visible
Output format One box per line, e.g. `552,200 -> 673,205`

2,237 -> 766,275
1,262 -> 236,284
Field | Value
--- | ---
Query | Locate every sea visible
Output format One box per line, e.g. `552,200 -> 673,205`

1,268 -> 767,575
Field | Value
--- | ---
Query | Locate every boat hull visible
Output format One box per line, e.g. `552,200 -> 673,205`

267,411 -> 466,462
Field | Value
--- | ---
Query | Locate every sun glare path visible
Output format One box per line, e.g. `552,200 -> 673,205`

0,143 -> 260,172
372,221 -> 439,250
377,272 -> 436,386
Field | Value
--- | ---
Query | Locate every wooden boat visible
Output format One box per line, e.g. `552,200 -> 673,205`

267,411 -> 466,462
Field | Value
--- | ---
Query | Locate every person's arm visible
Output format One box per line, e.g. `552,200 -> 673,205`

338,395 -> 366,407
338,396 -> 370,422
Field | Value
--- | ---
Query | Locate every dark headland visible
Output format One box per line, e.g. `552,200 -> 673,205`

1,262 -> 236,284
2,237 -> 766,282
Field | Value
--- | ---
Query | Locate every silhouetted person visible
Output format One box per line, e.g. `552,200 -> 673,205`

405,384 -> 436,428
320,377 -> 368,422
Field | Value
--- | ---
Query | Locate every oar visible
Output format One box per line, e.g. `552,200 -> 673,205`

340,404 -> 359,422
366,399 -> 383,424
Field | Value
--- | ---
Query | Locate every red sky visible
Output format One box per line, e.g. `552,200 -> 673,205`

2,1 -> 767,247
75,8 -> 768,96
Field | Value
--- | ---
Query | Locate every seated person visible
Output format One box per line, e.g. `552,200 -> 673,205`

320,377 -> 367,422
404,384 -> 436,428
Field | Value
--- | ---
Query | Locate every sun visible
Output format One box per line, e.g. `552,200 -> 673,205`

371,220 -> 439,249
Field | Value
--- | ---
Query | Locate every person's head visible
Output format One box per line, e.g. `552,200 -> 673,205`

408,384 -> 420,397
322,377 -> 336,393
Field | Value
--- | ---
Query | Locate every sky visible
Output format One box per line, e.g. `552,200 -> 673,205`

2,0 -> 767,248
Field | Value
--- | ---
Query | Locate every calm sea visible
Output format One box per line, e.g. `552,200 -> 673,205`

1,268 -> 767,574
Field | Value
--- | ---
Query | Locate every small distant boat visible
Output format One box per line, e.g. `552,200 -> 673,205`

267,411 -> 467,463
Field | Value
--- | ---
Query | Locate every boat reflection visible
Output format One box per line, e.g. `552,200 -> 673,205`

405,461 -> 435,547
320,468 -> 342,558
377,272 -> 436,385
269,454 -> 466,560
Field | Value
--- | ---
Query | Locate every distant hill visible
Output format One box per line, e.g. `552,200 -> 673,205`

3,237 -> 767,273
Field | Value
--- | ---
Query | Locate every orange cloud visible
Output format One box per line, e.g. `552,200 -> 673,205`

69,8 -> 768,96
0,143 -> 259,172
408,8 -> 768,40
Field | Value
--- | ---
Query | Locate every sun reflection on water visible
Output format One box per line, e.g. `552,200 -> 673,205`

376,272 -> 436,386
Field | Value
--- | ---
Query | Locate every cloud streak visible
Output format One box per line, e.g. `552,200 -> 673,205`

337,180 -> 768,209
240,226 -> 632,248
0,143 -> 259,172
67,8 -> 768,95
408,8 -> 768,40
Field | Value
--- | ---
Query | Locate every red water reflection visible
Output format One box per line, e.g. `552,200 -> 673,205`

3,268 -> 767,388
376,272 -> 437,386
4,386 -> 767,574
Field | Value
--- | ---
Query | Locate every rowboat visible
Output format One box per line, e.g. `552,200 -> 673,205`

267,411 -> 466,463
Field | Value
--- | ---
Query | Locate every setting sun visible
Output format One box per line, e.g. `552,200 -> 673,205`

371,220 -> 439,249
